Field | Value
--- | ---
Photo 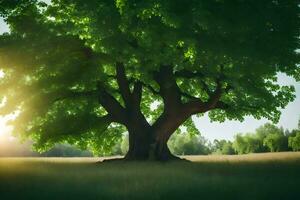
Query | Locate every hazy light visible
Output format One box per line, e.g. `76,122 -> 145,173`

0,111 -> 19,140
0,115 -> 14,138
0,69 -> 4,78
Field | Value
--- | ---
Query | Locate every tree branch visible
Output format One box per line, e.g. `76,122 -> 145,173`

154,65 -> 182,113
176,65 -> 233,114
183,78 -> 224,114
140,82 -> 160,95
116,62 -> 132,107
131,81 -> 143,108
205,79 -> 223,109
215,101 -> 230,109
97,82 -> 127,124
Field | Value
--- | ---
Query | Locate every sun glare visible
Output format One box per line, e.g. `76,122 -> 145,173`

0,113 -> 18,142
0,69 -> 4,79
0,68 -> 18,140
0,119 -> 11,141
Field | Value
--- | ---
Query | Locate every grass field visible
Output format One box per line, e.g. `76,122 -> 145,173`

0,152 -> 300,200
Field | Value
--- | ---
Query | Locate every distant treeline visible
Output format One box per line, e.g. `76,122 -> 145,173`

1,120 -> 300,157
207,122 -> 300,155
0,141 -> 93,157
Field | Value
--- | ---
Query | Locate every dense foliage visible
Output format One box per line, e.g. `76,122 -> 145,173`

0,0 -> 299,158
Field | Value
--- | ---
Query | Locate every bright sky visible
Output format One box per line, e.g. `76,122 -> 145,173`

0,14 -> 299,142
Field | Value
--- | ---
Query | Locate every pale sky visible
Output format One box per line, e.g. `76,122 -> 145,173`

0,15 -> 299,142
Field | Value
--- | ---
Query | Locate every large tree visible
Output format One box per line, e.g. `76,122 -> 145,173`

0,0 -> 299,160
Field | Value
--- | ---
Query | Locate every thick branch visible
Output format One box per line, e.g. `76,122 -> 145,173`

116,62 -> 132,107
205,79 -> 223,109
97,83 -> 127,124
132,81 -> 143,108
176,65 -> 232,115
215,101 -> 230,110
150,67 -> 232,147
49,90 -> 109,126
104,64 -> 150,129
154,65 -> 182,113
150,79 -> 226,144
183,79 -> 224,114
115,62 -> 146,113
151,108 -> 191,144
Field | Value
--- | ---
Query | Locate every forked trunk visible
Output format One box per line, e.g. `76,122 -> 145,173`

104,63 -> 199,161
124,109 -> 190,161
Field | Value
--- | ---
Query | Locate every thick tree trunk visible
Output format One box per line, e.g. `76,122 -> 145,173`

124,128 -> 177,161
153,138 -> 177,161
124,130 -> 152,160
123,106 -> 191,161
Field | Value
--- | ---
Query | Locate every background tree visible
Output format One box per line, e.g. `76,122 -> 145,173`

221,141 -> 235,155
263,132 -> 288,152
233,133 -> 263,154
256,123 -> 288,152
263,133 -> 288,152
42,144 -> 93,157
212,139 -> 235,155
0,136 -> 94,157
289,132 -> 300,151
0,0 -> 299,160
168,133 -> 211,155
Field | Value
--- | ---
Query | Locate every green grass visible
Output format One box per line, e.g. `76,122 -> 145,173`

1,152 -> 300,200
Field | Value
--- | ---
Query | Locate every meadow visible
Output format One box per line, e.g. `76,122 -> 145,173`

0,152 -> 300,200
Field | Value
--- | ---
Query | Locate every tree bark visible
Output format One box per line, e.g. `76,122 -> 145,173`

124,128 -> 177,161
124,126 -> 152,160
124,112 -> 189,161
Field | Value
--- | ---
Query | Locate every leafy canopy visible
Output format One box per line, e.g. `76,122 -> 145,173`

0,0 -> 299,153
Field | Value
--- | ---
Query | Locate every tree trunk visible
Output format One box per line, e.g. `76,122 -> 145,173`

124,129 -> 152,160
123,109 -> 191,161
124,128 -> 177,161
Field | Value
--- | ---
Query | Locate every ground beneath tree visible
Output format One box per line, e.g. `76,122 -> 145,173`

0,152 -> 300,200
